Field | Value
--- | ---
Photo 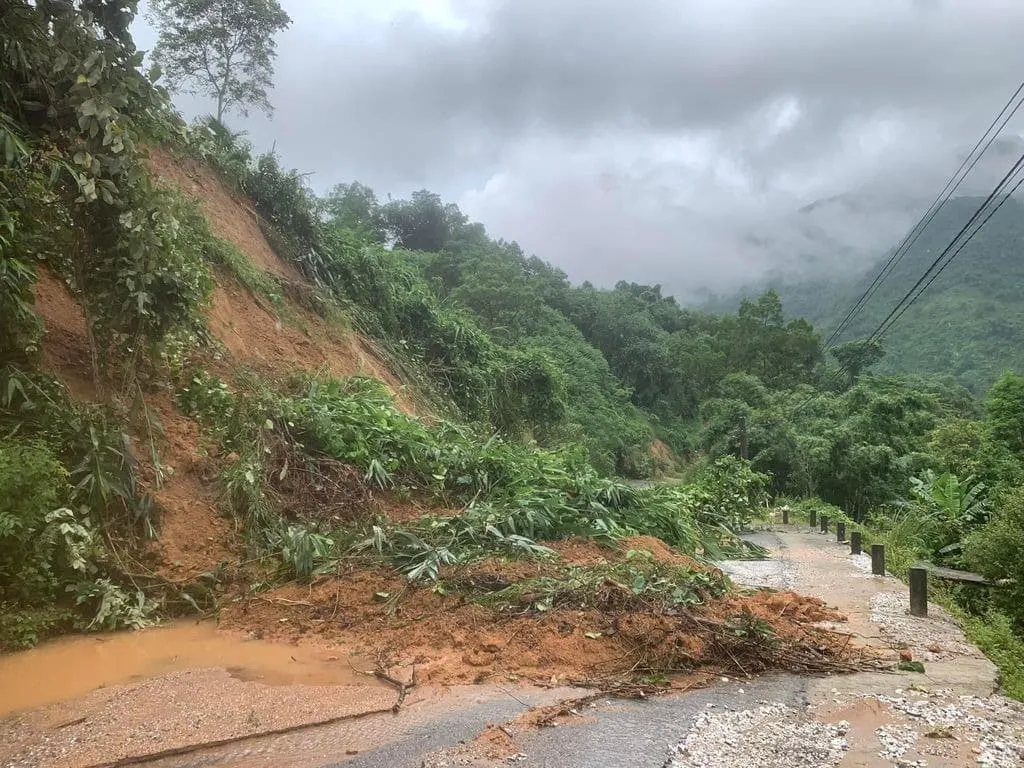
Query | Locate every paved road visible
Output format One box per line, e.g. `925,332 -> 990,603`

408,527 -> 1020,768
143,527 -> 1022,768
414,675 -> 809,768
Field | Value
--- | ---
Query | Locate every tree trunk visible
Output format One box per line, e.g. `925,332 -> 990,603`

85,314 -> 103,397
72,236 -> 104,398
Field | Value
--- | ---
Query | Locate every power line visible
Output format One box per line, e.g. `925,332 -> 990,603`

872,173 -> 1024,342
825,84 -> 1024,348
791,150 -> 1024,416
824,80 -> 1024,348
865,150 -> 1024,343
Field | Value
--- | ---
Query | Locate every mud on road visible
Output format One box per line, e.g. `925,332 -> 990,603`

2,527 -> 1023,768
417,528 -> 1024,768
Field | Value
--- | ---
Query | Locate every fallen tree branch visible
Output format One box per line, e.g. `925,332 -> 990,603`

348,657 -> 418,713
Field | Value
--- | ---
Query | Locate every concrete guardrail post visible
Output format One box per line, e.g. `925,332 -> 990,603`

909,566 -> 928,617
837,522 -> 846,543
850,531 -> 862,556
871,544 -> 886,576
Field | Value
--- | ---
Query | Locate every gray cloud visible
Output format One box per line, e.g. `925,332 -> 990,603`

136,0 -> 1024,299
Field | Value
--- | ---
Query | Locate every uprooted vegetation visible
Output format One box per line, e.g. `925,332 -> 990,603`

171,365 -> 872,687
174,366 -> 768,582
221,549 -> 862,689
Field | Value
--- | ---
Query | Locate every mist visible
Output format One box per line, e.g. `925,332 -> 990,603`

133,0 -> 1024,299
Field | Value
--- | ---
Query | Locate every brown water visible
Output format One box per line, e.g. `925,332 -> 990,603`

0,620 -> 381,716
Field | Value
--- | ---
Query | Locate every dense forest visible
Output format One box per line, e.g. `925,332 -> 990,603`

2,0 -> 1024,698
708,196 -> 1024,394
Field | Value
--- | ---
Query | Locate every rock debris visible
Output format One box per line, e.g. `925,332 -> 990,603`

670,703 -> 849,767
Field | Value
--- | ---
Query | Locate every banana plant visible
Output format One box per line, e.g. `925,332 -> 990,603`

910,471 -> 988,527
908,470 -> 988,557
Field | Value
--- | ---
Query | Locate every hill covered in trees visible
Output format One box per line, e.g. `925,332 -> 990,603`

706,196 -> 1024,393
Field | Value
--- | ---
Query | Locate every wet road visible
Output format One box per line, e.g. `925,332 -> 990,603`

333,530 -> 806,768
12,527 -> 1017,768
414,676 -> 809,768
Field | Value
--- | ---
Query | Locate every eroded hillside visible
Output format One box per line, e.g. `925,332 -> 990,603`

27,147 -> 431,582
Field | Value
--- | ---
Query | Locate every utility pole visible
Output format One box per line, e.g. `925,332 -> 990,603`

738,413 -> 749,461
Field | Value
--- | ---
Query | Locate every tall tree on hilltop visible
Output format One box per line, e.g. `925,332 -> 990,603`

831,339 -> 886,386
149,0 -> 291,120
383,190 -> 467,252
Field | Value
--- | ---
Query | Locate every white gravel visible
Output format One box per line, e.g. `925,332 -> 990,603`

671,704 -> 849,767
869,592 -> 984,660
849,552 -> 874,574
875,691 -> 1024,767
875,723 -> 921,765
717,559 -> 797,590
670,691 -> 1024,768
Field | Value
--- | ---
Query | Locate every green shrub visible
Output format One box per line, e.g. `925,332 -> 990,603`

0,439 -> 115,648
0,439 -> 75,603
788,497 -> 848,526
70,578 -> 157,632
959,611 -> 1024,701
963,487 -> 1024,630
861,508 -> 932,578
0,604 -> 77,650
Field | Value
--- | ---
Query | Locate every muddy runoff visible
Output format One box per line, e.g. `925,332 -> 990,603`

0,620 -> 385,717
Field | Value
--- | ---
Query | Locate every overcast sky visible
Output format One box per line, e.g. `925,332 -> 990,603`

133,0 -> 1024,301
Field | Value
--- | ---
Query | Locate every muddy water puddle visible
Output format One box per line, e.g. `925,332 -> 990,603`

0,620 -> 381,716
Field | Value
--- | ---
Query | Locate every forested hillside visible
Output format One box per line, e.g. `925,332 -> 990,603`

3,0 -> 1024,703
709,196 -> 1024,393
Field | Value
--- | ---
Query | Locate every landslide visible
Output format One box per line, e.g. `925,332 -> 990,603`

26,148 -> 873,696
146,145 -> 419,415
29,146 -> 423,580
220,543 -> 863,690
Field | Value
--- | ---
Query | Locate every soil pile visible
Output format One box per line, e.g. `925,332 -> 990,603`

220,547 -> 861,690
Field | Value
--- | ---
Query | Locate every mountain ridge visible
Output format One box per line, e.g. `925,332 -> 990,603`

699,195 -> 1024,392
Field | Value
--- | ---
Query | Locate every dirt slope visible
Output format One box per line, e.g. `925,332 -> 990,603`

207,280 -> 417,413
32,271 -> 96,402
147,146 -> 297,281
28,148 -> 424,577
147,144 -> 418,412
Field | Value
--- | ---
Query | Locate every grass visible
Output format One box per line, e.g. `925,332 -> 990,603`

957,609 -> 1024,700
208,239 -> 286,308
860,525 -> 919,580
